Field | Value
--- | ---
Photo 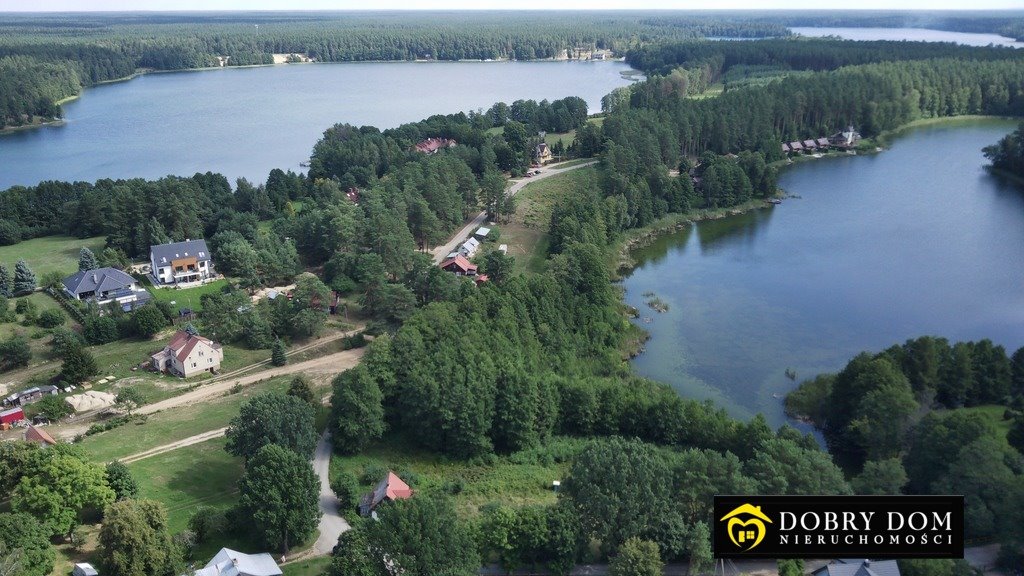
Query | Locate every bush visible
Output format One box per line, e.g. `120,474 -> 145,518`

0,335 -> 31,371
330,471 -> 361,512
188,506 -> 228,543
360,464 -> 387,485
32,395 -> 73,421
36,308 -> 64,329
132,305 -> 168,338
84,315 -> 120,344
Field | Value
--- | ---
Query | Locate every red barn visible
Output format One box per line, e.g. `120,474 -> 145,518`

0,406 -> 24,426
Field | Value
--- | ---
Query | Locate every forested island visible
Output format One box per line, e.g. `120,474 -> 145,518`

1,11 -> 1023,576
984,122 -> 1024,181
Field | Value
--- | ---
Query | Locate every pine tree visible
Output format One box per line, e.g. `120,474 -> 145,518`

78,247 -> 98,272
13,260 -> 36,296
0,264 -> 11,298
271,338 -> 287,367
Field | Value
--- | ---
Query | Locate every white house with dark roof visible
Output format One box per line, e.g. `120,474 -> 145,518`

63,267 -> 150,310
149,239 -> 214,286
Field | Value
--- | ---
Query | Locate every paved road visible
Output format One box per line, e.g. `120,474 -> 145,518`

311,431 -> 350,556
430,160 -> 598,263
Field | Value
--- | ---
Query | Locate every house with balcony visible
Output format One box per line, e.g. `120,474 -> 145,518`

150,239 -> 215,286
151,329 -> 224,378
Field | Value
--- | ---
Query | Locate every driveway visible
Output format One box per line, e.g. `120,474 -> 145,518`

311,431 -> 350,556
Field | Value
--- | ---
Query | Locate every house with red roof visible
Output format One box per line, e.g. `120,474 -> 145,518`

440,254 -> 478,276
24,424 -> 57,447
150,329 -> 224,378
359,471 -> 414,517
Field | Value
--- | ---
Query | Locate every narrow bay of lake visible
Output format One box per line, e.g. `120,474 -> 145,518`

623,120 -> 1024,427
0,61 -> 636,189
791,26 -> 1024,48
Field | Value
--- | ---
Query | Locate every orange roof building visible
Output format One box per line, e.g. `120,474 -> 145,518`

359,471 -> 414,516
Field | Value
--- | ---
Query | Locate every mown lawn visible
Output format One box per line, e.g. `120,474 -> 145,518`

128,437 -> 244,534
282,557 -> 331,576
959,404 -> 1015,438
147,278 -> 232,312
499,166 -> 599,275
329,433 -> 581,519
0,235 -> 105,277
79,375 -> 300,462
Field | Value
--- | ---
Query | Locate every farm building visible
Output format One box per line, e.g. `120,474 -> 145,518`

151,330 -> 224,378
24,424 -> 57,447
150,239 -> 215,286
359,471 -> 414,517
3,385 -> 58,408
0,406 -> 24,427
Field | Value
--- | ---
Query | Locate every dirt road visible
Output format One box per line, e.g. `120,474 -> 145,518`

139,346 -> 365,416
119,427 -> 229,464
430,160 -> 597,263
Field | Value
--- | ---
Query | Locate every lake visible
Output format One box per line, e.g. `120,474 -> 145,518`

791,26 -> 1024,48
623,120 -> 1024,427
0,61 -> 636,190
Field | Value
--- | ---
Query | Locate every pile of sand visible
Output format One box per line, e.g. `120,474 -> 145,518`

64,391 -> 116,413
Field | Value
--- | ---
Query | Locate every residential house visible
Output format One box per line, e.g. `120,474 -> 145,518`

534,142 -> 552,164
474,226 -> 491,240
459,237 -> 481,257
830,126 -> 862,149
63,267 -> 151,310
72,564 -> 99,576
802,139 -> 818,150
787,141 -> 804,153
359,471 -> 414,517
413,137 -> 456,154
194,548 -> 282,576
24,424 -> 57,447
812,559 -> 900,576
440,254 -> 478,276
816,137 -> 831,149
150,239 -> 214,286
150,330 -> 224,378
0,407 -> 24,427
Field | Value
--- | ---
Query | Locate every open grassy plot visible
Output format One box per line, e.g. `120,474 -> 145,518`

79,375 -> 299,462
147,278 -> 232,312
0,235 -> 105,277
499,166 -> 599,275
330,434 -> 580,518
128,436 -> 244,534
959,404 -> 1015,439
282,557 -> 332,576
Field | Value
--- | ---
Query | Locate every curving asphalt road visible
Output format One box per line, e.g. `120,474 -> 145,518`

311,431 -> 351,556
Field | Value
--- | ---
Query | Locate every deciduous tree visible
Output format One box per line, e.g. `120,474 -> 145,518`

225,393 -> 318,460
238,444 -> 321,552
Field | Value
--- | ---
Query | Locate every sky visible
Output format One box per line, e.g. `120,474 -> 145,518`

3,0 -> 1024,11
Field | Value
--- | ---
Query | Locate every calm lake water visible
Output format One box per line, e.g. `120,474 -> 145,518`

0,61 -> 635,190
792,26 -> 1024,48
623,120 -> 1024,427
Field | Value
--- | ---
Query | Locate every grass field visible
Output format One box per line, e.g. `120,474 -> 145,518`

128,437 -> 244,534
147,278 -> 231,312
959,404 -> 1014,438
330,434 -> 579,518
282,557 -> 331,576
79,375 -> 301,462
0,235 -> 105,277
0,292 -> 75,358
499,166 -> 599,275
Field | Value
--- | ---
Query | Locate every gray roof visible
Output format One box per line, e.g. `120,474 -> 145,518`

63,267 -> 136,296
150,239 -> 211,266
813,560 -> 900,576
194,548 -> 281,576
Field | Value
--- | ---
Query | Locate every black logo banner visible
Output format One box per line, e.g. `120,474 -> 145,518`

713,495 -> 964,559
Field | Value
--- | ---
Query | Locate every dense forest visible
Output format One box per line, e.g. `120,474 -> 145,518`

786,337 -> 1024,565
983,122 -> 1024,180
0,11 -> 787,129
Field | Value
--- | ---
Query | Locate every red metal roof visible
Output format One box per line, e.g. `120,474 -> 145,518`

25,424 -> 56,446
384,472 -> 414,501
0,407 -> 24,425
440,254 -> 477,274
166,330 -> 216,362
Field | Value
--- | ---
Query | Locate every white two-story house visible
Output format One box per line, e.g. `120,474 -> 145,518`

150,239 -> 215,286
150,330 -> 224,378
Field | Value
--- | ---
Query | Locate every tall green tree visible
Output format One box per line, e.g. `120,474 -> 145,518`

78,247 -> 98,272
11,448 -> 116,538
0,264 -> 12,298
225,393 -> 318,460
13,260 -> 35,296
852,458 -> 908,495
609,538 -> 662,576
0,513 -> 55,576
330,366 -> 385,455
98,499 -> 180,576
238,444 -> 321,552
59,343 -> 98,385
105,461 -> 140,501
270,338 -> 287,366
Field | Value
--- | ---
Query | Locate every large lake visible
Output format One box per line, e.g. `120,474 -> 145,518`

623,120 -> 1024,427
0,61 -> 635,190
792,26 -> 1024,48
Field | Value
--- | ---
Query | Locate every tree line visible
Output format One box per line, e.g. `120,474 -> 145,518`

786,336 -> 1024,566
983,121 -> 1024,180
